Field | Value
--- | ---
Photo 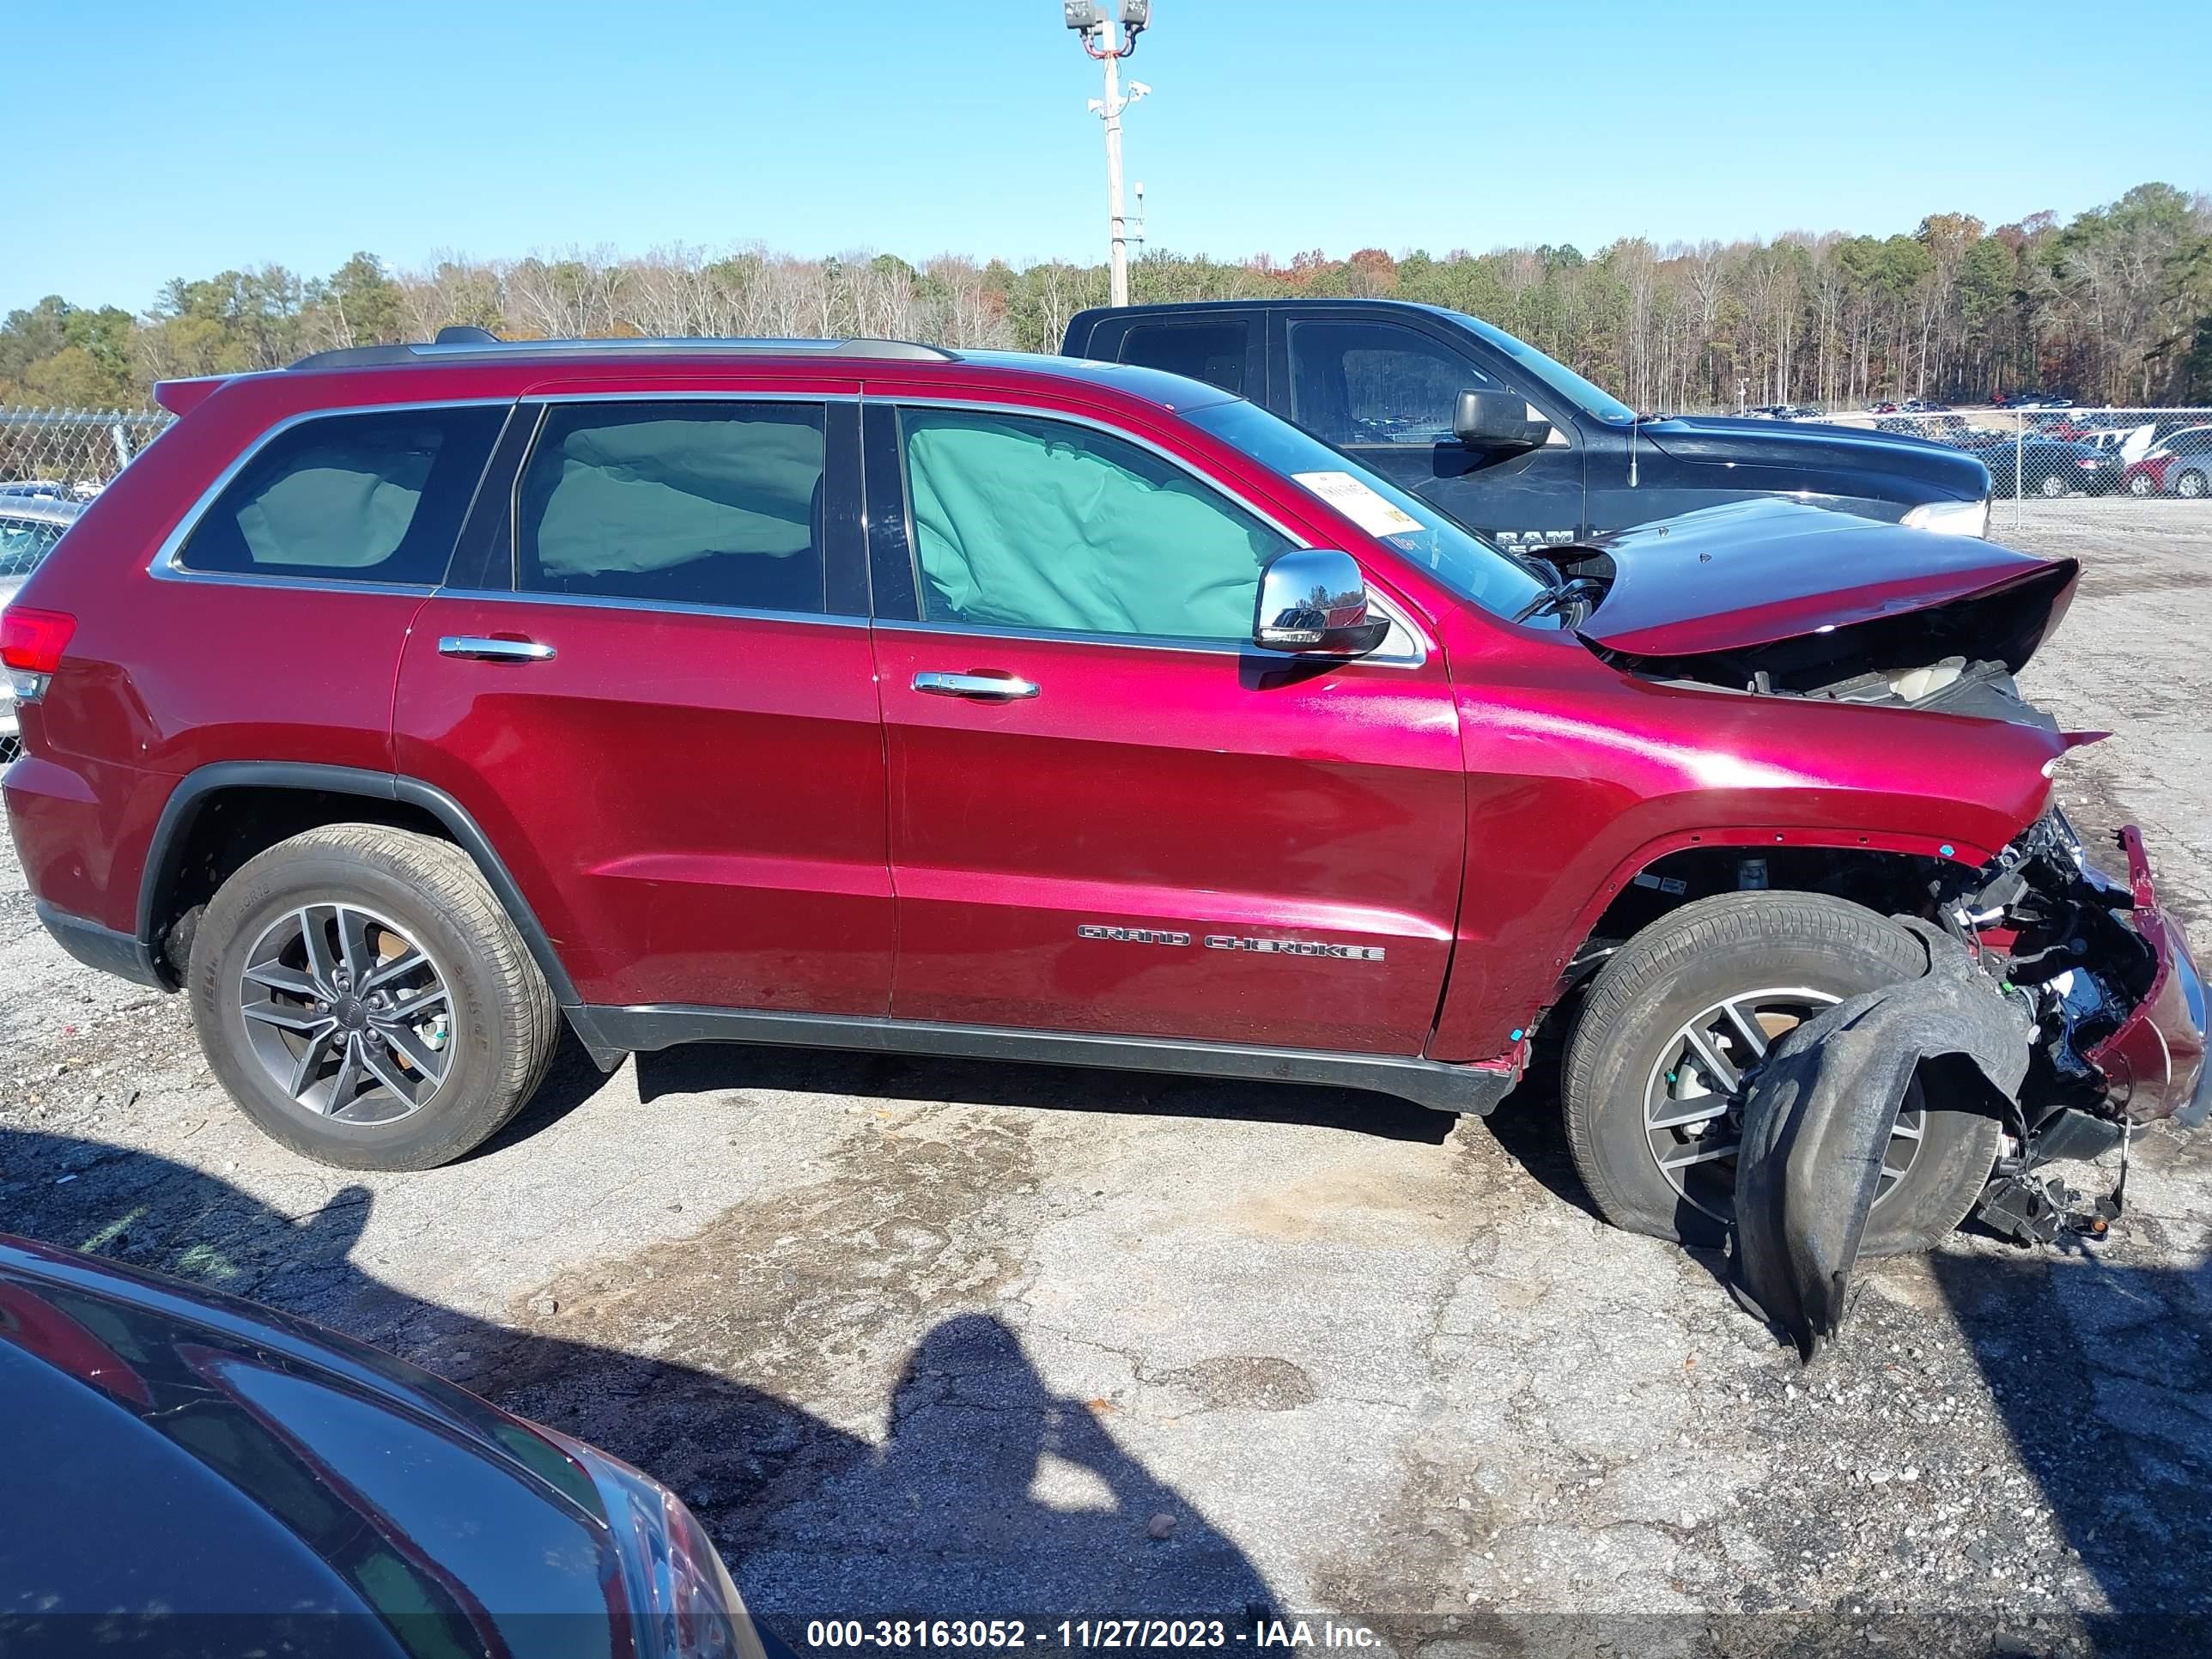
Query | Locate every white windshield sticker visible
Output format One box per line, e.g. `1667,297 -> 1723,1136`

1291,471 -> 1425,538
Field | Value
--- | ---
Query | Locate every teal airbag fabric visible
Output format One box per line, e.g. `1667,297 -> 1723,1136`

904,412 -> 1284,640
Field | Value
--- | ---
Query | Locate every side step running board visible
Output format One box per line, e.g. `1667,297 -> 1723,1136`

563,1004 -> 1517,1116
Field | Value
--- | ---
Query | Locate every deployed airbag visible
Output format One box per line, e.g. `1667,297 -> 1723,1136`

1733,920 -> 2031,1360
904,410 -> 1279,639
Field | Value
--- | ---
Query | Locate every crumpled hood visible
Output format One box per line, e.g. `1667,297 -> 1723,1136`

1564,498 -> 2080,666
1641,414 -> 1990,500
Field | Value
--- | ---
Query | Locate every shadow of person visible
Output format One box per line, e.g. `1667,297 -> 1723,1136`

738,1313 -> 1275,1621
0,1127 -> 1275,1634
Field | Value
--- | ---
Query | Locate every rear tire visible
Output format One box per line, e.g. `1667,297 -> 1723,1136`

1561,892 -> 2000,1252
2178,468 -> 2209,500
189,824 -> 560,1170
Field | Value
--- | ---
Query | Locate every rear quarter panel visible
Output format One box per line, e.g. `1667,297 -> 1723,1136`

3,377 -> 434,932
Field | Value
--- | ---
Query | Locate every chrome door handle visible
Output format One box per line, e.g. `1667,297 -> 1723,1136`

913,671 -> 1040,701
438,635 -> 556,663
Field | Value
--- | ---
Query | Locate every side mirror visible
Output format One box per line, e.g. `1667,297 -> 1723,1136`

1454,388 -> 1547,450
1253,549 -> 1390,656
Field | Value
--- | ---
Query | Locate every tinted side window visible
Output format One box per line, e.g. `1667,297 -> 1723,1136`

897,408 -> 1290,642
1116,322 -> 1248,395
518,402 -> 830,613
1287,319 -> 1498,447
179,406 -> 504,583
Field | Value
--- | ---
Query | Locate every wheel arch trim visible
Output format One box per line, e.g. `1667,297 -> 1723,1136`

137,761 -> 584,1013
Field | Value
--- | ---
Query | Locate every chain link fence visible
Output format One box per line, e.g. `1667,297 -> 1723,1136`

0,407 -> 174,502
0,409 -> 173,762
1762,405 -> 2212,526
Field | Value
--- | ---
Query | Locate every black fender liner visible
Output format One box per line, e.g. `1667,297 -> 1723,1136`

1733,919 -> 2031,1361
137,763 -> 603,1055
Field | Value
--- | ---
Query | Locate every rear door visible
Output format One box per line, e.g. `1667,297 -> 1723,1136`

860,392 -> 1465,1057
392,388 -> 893,1015
1271,309 -> 1588,550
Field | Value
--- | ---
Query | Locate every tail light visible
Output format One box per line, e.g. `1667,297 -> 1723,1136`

1,605 -> 76,703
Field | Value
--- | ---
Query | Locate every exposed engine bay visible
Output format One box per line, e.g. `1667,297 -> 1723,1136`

1522,503 -> 2208,1358
1530,496 -> 2081,731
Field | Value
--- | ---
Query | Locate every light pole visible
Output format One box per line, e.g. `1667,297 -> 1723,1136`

1063,2 -> 1152,307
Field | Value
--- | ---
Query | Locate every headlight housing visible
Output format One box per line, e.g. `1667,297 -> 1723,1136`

1902,496 -> 1991,538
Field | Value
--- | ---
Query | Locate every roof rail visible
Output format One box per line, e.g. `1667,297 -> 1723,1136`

288,334 -> 959,372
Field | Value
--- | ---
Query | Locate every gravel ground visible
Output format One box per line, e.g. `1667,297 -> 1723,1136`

3,501 -> 2209,1656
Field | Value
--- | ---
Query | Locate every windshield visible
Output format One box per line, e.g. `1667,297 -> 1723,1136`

1455,313 -> 1639,426
1187,398 -> 1548,622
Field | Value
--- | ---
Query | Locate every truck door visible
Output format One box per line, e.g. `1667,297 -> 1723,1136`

1271,311 -> 1587,553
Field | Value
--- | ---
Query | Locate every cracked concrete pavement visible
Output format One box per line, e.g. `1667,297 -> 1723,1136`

2,501 -> 2209,1653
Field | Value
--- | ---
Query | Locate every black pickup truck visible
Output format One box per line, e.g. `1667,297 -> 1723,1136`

1062,300 -> 1994,549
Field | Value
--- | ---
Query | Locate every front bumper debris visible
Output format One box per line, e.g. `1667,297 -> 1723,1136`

2081,825 -> 2207,1123
1731,812 -> 2204,1361
1732,920 -> 2033,1361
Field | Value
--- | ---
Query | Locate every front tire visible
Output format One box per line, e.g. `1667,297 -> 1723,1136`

1561,893 -> 2000,1252
189,824 -> 560,1170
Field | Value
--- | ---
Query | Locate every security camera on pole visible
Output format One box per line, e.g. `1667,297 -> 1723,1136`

1062,1 -> 1152,307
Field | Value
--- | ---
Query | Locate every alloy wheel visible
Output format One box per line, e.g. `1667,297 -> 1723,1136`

236,902 -> 456,1123
1642,987 -> 1924,1226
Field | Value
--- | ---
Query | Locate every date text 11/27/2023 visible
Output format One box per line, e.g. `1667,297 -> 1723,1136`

798,1619 -> 1383,1650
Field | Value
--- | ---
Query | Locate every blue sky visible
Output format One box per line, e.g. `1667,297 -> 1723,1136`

8,0 -> 2205,314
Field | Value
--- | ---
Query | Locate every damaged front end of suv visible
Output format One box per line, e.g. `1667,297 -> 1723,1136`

1960,811 -> 2209,1198
1547,500 -> 2209,1356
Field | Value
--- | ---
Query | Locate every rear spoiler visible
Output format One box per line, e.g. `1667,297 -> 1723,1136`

153,376 -> 230,417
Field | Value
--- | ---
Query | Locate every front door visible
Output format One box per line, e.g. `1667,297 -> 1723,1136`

1273,311 -> 1588,553
862,398 -> 1465,1057
393,393 -> 894,1015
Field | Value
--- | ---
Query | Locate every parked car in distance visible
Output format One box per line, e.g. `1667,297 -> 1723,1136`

1,496 -> 82,759
0,480 -> 75,502
1061,299 -> 1994,549
2121,424 -> 2212,497
3,333 -> 2201,1268
0,1231 -> 777,1656
1989,434 -> 2129,495
1868,400 -> 1900,416
1899,398 -> 1952,415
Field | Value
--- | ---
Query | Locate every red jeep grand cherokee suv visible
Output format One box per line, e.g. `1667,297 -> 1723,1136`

3,333 -> 2203,1255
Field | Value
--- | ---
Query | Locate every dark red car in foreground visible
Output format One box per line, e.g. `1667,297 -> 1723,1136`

3,333 -> 2203,1271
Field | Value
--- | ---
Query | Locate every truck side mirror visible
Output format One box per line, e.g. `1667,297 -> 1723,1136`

1253,549 -> 1389,657
1454,388 -> 1547,451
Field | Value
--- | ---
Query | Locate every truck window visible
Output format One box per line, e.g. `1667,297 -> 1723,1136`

1115,322 -> 1248,395
1287,319 -> 1499,449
